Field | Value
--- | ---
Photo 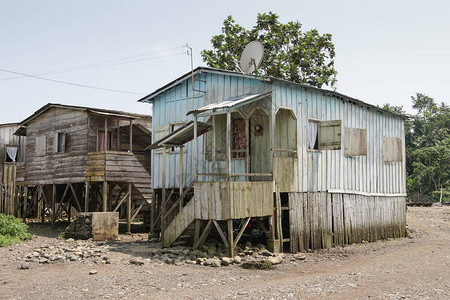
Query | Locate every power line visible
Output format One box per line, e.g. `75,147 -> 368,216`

0,68 -> 145,95
0,44 -> 188,81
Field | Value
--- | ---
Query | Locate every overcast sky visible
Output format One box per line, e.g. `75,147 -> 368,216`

1,0 -> 448,124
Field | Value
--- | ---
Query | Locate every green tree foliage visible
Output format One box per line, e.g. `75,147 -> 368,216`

0,214 -> 32,247
384,94 -> 450,202
201,12 -> 337,88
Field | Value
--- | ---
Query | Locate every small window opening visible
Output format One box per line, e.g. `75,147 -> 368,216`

308,120 -> 319,150
5,146 -> 18,162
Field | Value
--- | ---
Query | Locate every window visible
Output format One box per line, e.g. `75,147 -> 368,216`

35,135 -> 46,156
308,119 -> 341,151
205,112 -> 245,161
54,132 -> 66,153
97,131 -> 111,151
5,146 -> 18,162
275,108 -> 297,158
170,123 -> 184,152
345,127 -> 367,157
383,136 -> 402,162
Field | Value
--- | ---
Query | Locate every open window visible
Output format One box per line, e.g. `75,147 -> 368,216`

308,119 -> 341,151
205,112 -> 245,161
275,108 -> 297,158
345,127 -> 367,157
54,132 -> 66,153
169,123 -> 185,152
97,130 -> 111,151
5,145 -> 18,162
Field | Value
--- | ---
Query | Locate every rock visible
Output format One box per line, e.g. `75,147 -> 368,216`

221,257 -> 232,266
203,259 -> 212,266
20,262 -> 30,270
89,269 -> 97,275
38,258 -> 48,264
293,253 -> 306,261
243,249 -> 254,256
148,238 -> 159,243
185,260 -> 196,265
266,256 -> 283,265
196,258 -> 206,265
211,259 -> 221,267
260,250 -> 274,257
129,258 -> 144,266
233,256 -> 242,264
69,255 -> 79,261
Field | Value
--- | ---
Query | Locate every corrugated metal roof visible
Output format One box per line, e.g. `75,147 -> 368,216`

186,91 -> 272,116
145,121 -> 212,150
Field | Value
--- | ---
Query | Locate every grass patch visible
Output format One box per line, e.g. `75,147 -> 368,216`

0,214 -> 32,247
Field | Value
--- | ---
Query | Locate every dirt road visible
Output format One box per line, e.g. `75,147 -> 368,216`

1,206 -> 449,299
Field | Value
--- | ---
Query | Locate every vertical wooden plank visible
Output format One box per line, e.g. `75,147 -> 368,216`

129,120 -> 133,153
194,117 -> 198,181
51,184 -> 56,226
127,183 -> 131,233
84,182 -> 89,212
161,146 -> 167,240
227,219 -> 234,257
102,181 -> 108,212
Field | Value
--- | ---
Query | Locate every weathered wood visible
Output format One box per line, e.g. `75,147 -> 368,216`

127,183 -> 131,233
194,219 -> 213,249
213,220 -> 229,249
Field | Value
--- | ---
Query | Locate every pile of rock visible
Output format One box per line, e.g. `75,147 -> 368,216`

143,240 -> 290,268
20,239 -> 111,265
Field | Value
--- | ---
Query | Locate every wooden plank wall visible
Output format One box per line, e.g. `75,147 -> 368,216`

0,164 -> 17,215
289,192 -> 406,252
0,123 -> 26,180
25,108 -> 88,185
194,181 -> 273,220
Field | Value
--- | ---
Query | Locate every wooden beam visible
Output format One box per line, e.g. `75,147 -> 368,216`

51,184 -> 56,227
226,111 -> 231,182
104,117 -> 108,150
69,183 -> 82,212
213,220 -> 229,249
233,217 -> 251,249
194,220 -> 213,249
129,120 -> 133,153
102,181 -> 108,212
245,117 -> 250,180
127,183 -> 132,233
22,186 -> 28,221
194,219 -> 201,247
130,201 -> 145,223
117,119 -> 120,151
193,117 -> 198,181
256,218 -> 270,239
150,190 -> 156,235
228,219 -> 234,257
163,182 -> 194,220
113,190 -> 129,212
161,146 -> 167,240
84,182 -> 90,212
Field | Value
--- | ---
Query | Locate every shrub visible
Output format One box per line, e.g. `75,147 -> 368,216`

0,214 -> 32,247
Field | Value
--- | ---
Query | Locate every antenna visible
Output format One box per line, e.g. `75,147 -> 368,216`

239,41 -> 264,74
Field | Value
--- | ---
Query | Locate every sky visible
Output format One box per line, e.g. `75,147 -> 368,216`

1,0 -> 449,124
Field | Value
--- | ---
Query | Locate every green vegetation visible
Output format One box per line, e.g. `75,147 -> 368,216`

0,214 -> 32,247
383,93 -> 450,202
202,12 -> 337,88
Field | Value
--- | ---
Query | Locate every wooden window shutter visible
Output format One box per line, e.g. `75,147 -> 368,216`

383,136 -> 402,162
319,120 -> 341,150
345,127 -> 367,157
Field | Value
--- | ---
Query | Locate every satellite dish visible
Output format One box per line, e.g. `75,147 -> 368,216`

239,41 -> 264,74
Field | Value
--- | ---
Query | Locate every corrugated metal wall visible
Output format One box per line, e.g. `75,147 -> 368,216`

150,70 -> 405,195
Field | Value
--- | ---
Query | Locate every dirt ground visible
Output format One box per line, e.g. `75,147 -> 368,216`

0,206 -> 449,300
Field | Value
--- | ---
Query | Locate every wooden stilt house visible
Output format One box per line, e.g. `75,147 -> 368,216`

0,123 -> 26,216
140,67 -> 407,254
14,103 -> 152,231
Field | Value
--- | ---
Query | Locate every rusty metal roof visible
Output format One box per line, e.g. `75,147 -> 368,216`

145,121 -> 212,150
186,91 -> 272,116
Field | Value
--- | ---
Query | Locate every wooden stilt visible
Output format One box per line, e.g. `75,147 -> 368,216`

102,181 -> 108,212
194,219 -> 213,249
213,220 -> 229,250
194,219 -> 201,246
161,146 -> 167,241
127,183 -> 131,234
227,219 -> 234,257
51,184 -> 56,227
85,182 -> 90,212
22,186 -> 28,221
150,190 -> 156,235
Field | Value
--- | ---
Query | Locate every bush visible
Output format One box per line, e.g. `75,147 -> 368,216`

0,214 -> 32,247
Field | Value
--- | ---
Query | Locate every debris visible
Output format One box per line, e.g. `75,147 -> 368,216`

20,262 -> 30,270
89,269 -> 97,275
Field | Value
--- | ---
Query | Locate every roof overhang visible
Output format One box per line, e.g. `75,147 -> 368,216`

187,91 -> 272,117
145,121 -> 212,151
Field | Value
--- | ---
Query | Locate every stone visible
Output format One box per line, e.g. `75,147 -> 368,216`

148,238 -> 159,243
89,269 -> 97,275
233,256 -> 242,264
293,253 -> 306,261
129,258 -> 144,266
185,260 -> 196,265
221,257 -> 232,266
210,259 -> 221,267
266,256 -> 283,265
38,258 -> 48,264
203,259 -> 212,266
260,250 -> 274,257
20,262 -> 30,270
69,255 -> 79,261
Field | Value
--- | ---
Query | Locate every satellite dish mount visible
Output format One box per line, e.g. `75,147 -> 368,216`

239,41 -> 264,75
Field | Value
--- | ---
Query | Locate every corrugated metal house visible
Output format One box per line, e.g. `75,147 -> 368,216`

14,103 -> 152,231
0,123 -> 26,216
140,67 -> 406,254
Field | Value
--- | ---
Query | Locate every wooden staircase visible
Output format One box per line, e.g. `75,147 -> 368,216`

162,199 -> 195,247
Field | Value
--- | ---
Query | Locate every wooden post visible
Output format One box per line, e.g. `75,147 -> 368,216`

40,186 -> 45,223
161,146 -> 167,241
51,184 -> 56,226
102,181 -> 108,212
179,147 -> 184,212
22,186 -> 28,221
193,117 -> 198,181
150,190 -> 156,235
227,219 -> 234,257
84,182 -> 89,212
227,112 -> 231,182
194,219 -> 201,247
104,118 -> 108,151
127,183 -> 131,233
117,119 -> 120,151
245,117 -> 250,181
129,120 -> 133,153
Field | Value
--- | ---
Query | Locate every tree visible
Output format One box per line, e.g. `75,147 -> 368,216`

384,94 -> 450,202
201,12 -> 337,89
